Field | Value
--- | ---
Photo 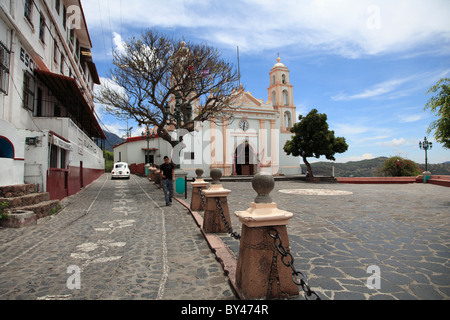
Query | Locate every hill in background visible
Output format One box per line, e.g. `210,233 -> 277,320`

301,157 -> 450,177
104,131 -> 125,152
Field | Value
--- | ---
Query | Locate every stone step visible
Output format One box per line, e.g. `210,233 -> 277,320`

13,200 -> 61,219
0,210 -> 37,228
0,192 -> 50,209
0,184 -> 37,198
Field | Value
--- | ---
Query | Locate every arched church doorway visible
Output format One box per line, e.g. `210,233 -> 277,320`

234,141 -> 257,176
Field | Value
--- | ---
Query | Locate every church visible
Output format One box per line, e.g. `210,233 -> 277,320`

113,56 -> 301,178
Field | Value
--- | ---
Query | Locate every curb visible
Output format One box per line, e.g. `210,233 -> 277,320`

173,196 -> 244,300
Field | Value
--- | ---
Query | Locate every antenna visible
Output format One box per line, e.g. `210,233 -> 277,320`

237,46 -> 240,85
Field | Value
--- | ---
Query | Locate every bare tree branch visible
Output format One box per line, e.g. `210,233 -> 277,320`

96,30 -> 243,146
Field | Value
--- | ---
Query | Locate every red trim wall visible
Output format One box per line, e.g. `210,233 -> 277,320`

47,166 -> 104,200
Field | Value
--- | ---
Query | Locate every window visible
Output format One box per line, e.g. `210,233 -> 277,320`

50,144 -> 58,168
283,90 -> 289,106
60,53 -> 65,74
23,72 -> 35,111
184,152 -> 195,160
69,28 -> 74,45
282,74 -> 286,84
55,0 -> 60,14
272,75 -> 275,85
62,5 -> 67,29
60,148 -> 67,169
39,13 -> 46,44
75,38 -> 80,61
0,137 -> 14,159
53,40 -> 58,63
271,91 -> 276,105
284,111 -> 292,128
24,0 -> 33,26
0,41 -> 10,95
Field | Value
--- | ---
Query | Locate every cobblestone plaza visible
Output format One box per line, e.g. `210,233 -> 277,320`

0,174 -> 449,300
190,178 -> 450,300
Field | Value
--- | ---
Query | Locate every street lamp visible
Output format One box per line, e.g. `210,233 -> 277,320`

419,136 -> 432,172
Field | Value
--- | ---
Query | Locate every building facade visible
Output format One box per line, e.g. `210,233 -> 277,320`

0,0 -> 105,199
113,56 -> 301,178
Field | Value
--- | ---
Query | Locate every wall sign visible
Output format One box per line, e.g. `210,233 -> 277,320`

20,47 -> 36,71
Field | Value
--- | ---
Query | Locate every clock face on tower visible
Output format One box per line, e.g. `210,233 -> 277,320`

239,119 -> 249,131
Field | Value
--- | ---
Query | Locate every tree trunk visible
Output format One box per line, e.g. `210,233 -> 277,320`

303,156 -> 313,178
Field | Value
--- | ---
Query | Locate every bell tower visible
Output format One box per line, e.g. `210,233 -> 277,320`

267,56 -> 296,132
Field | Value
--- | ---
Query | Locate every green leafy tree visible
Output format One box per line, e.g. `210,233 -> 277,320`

424,78 -> 450,149
380,156 -> 422,177
283,109 -> 348,178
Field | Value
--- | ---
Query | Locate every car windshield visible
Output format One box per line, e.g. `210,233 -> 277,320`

115,164 -> 126,168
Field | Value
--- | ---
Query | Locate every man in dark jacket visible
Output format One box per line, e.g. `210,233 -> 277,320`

160,156 -> 175,206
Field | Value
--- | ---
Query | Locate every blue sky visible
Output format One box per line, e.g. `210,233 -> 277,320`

83,0 -> 450,164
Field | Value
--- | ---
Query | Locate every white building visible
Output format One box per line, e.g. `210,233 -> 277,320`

114,56 -> 301,178
0,0 -> 105,199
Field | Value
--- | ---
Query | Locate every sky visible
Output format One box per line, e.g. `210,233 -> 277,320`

82,0 -> 450,164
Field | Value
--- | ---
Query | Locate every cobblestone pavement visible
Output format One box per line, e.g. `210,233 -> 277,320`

0,174 -> 234,300
186,179 -> 450,300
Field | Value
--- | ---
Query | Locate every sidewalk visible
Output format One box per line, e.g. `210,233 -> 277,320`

0,174 -> 235,300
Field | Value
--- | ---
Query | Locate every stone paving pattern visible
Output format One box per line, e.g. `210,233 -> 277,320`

0,174 -> 234,300
186,179 -> 450,300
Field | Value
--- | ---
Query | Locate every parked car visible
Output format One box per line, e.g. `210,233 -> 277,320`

111,162 -> 130,179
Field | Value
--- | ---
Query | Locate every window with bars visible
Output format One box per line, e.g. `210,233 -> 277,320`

39,13 -> 46,44
24,0 -> 33,27
23,72 -> 35,111
0,41 -> 10,95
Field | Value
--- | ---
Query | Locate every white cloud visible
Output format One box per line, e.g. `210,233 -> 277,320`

335,153 -> 375,163
82,0 -> 450,58
399,114 -> 425,123
378,137 -> 407,148
331,77 -> 414,101
112,32 -> 125,54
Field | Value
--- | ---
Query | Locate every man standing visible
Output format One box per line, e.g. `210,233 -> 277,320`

160,156 -> 175,206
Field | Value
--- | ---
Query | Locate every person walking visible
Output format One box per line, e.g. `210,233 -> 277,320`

160,156 -> 175,206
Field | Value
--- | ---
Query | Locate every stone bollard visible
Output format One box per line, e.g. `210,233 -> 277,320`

190,168 -> 209,211
149,166 -> 156,180
154,166 -> 162,186
235,173 -> 298,300
202,168 -> 232,234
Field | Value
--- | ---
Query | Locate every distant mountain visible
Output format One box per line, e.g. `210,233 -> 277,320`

301,157 -> 450,177
104,131 -> 125,152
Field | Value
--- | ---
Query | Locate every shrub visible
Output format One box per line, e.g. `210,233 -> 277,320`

380,156 -> 422,177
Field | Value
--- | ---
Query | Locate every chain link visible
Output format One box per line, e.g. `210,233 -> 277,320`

215,198 -> 241,240
268,228 -> 321,300
198,187 -> 206,208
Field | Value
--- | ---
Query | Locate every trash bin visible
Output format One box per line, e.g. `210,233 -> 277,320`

423,171 -> 431,183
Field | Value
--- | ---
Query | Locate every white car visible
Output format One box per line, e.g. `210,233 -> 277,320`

111,162 -> 130,179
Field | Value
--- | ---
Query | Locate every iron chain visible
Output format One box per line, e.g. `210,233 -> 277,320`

215,198 -> 241,240
198,187 -> 206,207
268,228 -> 321,300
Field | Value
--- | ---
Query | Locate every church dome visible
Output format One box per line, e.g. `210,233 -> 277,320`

273,56 -> 286,68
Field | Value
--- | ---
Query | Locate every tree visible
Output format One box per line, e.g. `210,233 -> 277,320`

424,78 -> 450,149
96,29 -> 242,148
283,109 -> 348,178
380,156 -> 422,177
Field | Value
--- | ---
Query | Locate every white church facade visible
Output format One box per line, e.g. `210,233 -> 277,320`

113,56 -> 301,178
